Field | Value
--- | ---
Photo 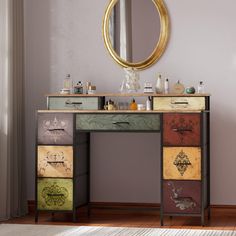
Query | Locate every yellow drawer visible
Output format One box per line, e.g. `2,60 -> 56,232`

37,178 -> 73,211
163,147 -> 201,180
38,146 -> 73,178
153,97 -> 205,111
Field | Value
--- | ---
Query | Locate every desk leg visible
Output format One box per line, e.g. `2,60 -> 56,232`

87,133 -> 91,217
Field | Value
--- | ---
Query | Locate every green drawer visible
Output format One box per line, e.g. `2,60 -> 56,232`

76,114 -> 160,131
48,97 -> 102,110
37,178 -> 73,211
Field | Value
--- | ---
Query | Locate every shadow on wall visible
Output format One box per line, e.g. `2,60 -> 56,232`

24,0 -> 51,199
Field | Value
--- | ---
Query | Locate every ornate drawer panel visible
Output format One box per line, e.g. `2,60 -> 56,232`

38,113 -> 73,145
76,114 -> 160,131
163,147 -> 201,180
163,180 -> 201,214
163,113 -> 200,146
38,146 -> 73,178
37,178 -> 73,211
153,97 -> 205,111
48,97 -> 101,110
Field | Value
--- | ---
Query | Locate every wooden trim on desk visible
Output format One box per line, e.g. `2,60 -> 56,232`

46,93 -> 211,97
27,200 -> 236,214
37,110 -> 207,114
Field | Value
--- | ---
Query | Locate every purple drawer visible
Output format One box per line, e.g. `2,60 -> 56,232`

163,180 -> 201,214
38,113 -> 73,145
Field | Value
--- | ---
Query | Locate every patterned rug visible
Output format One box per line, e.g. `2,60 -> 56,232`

0,224 -> 235,236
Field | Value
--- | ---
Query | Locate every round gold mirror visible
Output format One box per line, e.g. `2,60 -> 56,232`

103,0 -> 169,70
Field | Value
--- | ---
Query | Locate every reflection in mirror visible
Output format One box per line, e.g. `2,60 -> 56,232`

109,0 -> 161,64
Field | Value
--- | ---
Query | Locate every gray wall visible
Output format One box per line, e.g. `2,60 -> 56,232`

24,0 -> 236,205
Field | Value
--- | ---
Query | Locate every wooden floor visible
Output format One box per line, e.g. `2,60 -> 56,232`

4,207 -> 236,231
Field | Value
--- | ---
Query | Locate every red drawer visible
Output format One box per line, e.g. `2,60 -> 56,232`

163,180 -> 201,214
163,113 -> 200,146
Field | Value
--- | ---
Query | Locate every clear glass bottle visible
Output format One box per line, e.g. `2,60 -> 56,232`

164,78 -> 169,94
146,96 -> 152,110
155,74 -> 163,94
63,74 -> 73,93
197,81 -> 205,94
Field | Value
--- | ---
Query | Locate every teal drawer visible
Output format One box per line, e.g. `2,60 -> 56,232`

76,114 -> 160,131
48,97 -> 102,110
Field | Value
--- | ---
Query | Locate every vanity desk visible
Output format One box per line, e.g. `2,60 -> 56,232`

35,93 -> 210,226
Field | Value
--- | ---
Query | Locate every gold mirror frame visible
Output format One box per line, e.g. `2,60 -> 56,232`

103,0 -> 169,70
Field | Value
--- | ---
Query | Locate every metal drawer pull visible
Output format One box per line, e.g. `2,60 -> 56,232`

65,101 -> 82,105
112,121 -> 130,125
47,128 -> 65,131
172,128 -> 192,132
171,101 -> 189,105
47,161 -> 65,164
47,193 -> 64,197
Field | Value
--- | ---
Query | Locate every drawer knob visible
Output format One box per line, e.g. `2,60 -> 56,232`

172,128 -> 192,133
65,101 -> 82,105
47,161 -> 65,164
171,101 -> 189,105
47,128 -> 65,132
112,121 -> 130,125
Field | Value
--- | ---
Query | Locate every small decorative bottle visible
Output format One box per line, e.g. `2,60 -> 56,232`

197,81 -> 205,94
130,98 -> 137,110
146,96 -> 152,111
172,80 -> 185,94
155,74 -> 163,94
63,74 -> 73,93
164,78 -> 169,94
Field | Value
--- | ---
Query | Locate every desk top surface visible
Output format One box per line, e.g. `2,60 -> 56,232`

38,110 -> 207,113
46,93 -> 211,97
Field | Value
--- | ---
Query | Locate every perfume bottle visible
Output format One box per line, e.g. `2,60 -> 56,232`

172,80 -> 185,94
146,96 -> 152,110
164,78 -> 169,94
130,98 -> 137,110
63,74 -> 73,93
155,74 -> 163,94
197,81 -> 205,93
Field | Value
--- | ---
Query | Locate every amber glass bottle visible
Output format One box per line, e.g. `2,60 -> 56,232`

130,98 -> 137,110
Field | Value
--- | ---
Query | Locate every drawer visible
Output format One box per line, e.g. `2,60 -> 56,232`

163,180 -> 201,214
163,147 -> 201,180
37,178 -> 73,211
48,97 -> 102,110
163,113 -> 200,146
153,97 -> 205,111
76,114 -> 160,131
38,146 -> 73,178
38,113 -> 73,145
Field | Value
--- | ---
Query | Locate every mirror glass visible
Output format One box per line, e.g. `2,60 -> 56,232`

108,0 -> 161,64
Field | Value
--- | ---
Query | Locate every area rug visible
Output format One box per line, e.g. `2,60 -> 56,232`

0,224 -> 235,236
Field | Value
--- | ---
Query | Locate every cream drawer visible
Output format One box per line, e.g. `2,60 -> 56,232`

38,146 -> 73,178
153,97 -> 205,111
48,96 -> 103,110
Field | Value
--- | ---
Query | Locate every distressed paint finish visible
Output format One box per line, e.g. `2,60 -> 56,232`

163,113 -> 200,146
76,114 -> 160,131
38,146 -> 73,178
38,113 -> 73,145
48,97 -> 101,110
153,97 -> 205,111
37,178 -> 73,211
163,147 -> 201,180
163,180 -> 201,214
